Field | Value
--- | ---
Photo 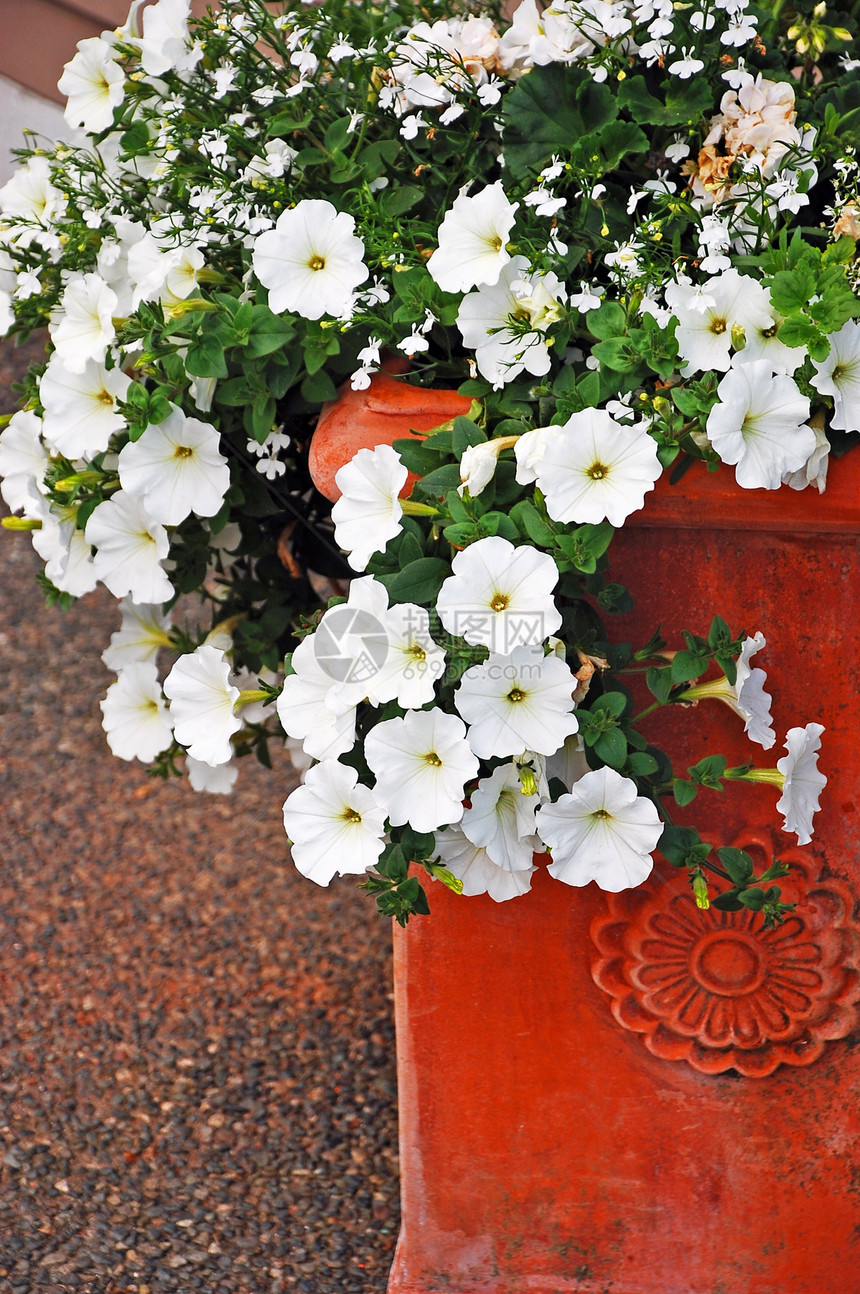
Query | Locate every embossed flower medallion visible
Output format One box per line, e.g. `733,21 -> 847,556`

590,837 -> 860,1076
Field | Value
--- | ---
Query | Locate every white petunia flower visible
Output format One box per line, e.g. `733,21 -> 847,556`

536,767 -> 662,891
252,199 -> 368,320
665,269 -> 770,376
100,663 -> 173,762
436,535 -> 561,652
461,762 -> 541,872
427,183 -> 519,294
58,36 -> 125,132
137,0 -> 202,77
682,632 -> 776,749
187,756 -> 239,795
455,645 -> 579,759
525,409 -> 662,527
117,405 -> 230,525
783,422 -> 829,494
775,724 -> 826,846
276,634 -> 358,762
39,356 -> 131,459
102,598 -> 173,671
346,577 -> 446,710
331,443 -> 407,569
163,645 -> 241,767
433,824 -> 536,902
0,156 -> 66,232
50,274 -> 118,374
706,362 -> 815,490
811,320 -> 860,433
29,493 -> 99,597
456,256 -> 566,387
0,410 -> 49,513
85,491 -> 174,605
364,709 -> 479,832
283,761 -> 387,886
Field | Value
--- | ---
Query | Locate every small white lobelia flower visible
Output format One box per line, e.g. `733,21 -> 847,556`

427,183 -> 519,294
364,708 -> 479,833
0,410 -> 49,514
50,274 -> 118,374
276,635 -> 358,762
100,663 -> 173,762
455,644 -> 579,759
536,767 -> 662,891
433,824 -> 536,902
58,36 -> 125,133
525,409 -> 662,527
706,361 -> 815,490
39,355 -> 131,459
331,443 -> 408,570
436,535 -> 561,652
456,256 -> 566,387
811,320 -> 860,433
163,644 -> 242,767
252,199 -> 368,320
682,632 -> 776,749
187,756 -> 239,795
665,269 -> 771,376
85,491 -> 174,605
461,761 -> 541,872
117,405 -> 230,525
282,761 -> 387,887
101,597 -> 173,671
775,724 -> 827,846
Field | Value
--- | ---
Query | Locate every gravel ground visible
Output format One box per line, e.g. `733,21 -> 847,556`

0,336 -> 400,1293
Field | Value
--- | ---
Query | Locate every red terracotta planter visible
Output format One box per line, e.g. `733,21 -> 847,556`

388,453 -> 860,1294
308,369 -> 473,502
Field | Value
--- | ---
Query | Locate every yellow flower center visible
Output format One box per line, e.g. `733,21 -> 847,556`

507,687 -> 526,703
425,751 -> 442,767
587,461 -> 609,480
342,806 -> 362,824
308,254 -> 326,271
490,592 -> 509,612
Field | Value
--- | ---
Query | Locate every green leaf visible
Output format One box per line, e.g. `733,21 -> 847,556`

511,499 -> 556,546
717,847 -> 755,886
502,64 -> 616,177
300,369 -> 338,404
245,308 -> 296,358
672,777 -> 697,807
646,666 -> 673,705
380,185 -> 424,218
588,300 -> 627,340
594,728 -> 628,768
658,825 -> 709,867
670,649 -> 709,683
737,887 -> 766,911
388,557 -> 451,605
688,754 -> 727,789
185,335 -> 228,378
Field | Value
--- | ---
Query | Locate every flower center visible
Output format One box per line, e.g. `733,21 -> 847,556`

174,444 -> 194,458
490,592 -> 509,612
587,461 -> 609,480
409,643 -> 426,662
488,234 -> 503,253
710,317 -> 727,335
424,751 -> 442,766
341,806 -> 362,824
308,254 -> 326,271
506,687 -> 526,703
97,387 -> 115,407
592,807 -> 611,819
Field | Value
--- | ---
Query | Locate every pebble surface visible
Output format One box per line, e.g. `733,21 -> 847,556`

0,337 -> 400,1293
